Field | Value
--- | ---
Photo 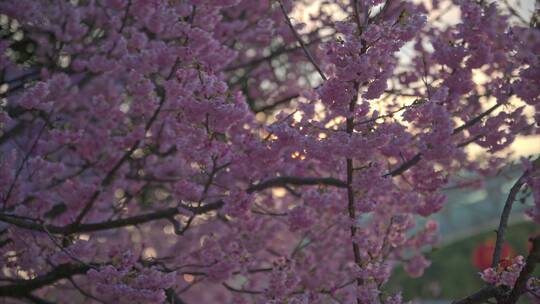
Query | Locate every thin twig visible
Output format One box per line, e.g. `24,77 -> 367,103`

42,224 -> 96,269
2,121 -> 48,210
502,0 -> 528,24
68,277 -> 107,304
277,0 -> 327,81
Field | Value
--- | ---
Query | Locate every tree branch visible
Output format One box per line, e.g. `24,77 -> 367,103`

0,263 -> 90,298
247,176 -> 347,193
386,102 -> 504,177
223,34 -> 328,72
451,236 -> 540,304
452,103 -> 502,135
385,153 -> 422,177
277,0 -> 327,81
222,282 -> 263,295
0,121 -> 25,146
453,162 -> 539,304
1,175 -> 347,234
72,59 -> 182,225
254,92 -> 300,112
0,201 -> 224,235
492,171 -> 529,268
503,235 -> 540,304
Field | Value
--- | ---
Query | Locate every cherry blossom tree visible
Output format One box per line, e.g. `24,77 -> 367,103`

0,0 -> 539,303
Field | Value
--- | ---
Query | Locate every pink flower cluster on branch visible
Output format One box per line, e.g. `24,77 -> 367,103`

0,0 -> 539,303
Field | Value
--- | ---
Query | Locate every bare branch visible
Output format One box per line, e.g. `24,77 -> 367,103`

247,176 -> 347,193
277,0 -> 327,81
492,171 -> 529,268
0,263 -> 90,298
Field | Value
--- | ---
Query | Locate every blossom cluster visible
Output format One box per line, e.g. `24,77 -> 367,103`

479,255 -> 524,287
0,0 -> 538,303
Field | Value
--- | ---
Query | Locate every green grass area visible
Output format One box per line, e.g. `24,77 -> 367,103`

387,221 -> 539,302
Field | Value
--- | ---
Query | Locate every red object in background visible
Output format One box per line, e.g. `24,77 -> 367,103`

472,238 -> 515,270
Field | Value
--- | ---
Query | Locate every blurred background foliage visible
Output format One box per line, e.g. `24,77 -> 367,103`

389,221 -> 538,302
387,161 -> 540,303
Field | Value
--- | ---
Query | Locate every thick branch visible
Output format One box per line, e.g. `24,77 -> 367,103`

492,171 -> 528,268
166,288 -> 188,304
1,175 -> 347,234
452,103 -> 502,135
503,235 -> 540,304
452,286 -> 501,304
0,201 -> 223,235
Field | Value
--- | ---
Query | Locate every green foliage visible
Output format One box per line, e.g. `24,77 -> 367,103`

388,221 -> 539,301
